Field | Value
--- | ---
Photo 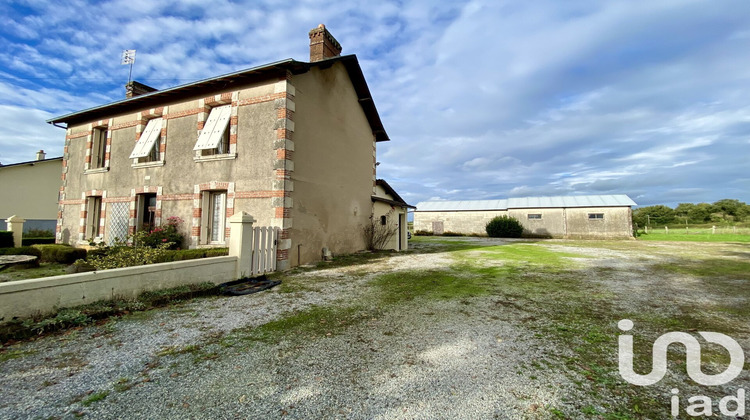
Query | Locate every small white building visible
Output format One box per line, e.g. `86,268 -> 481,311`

414,194 -> 636,239
372,179 -> 415,251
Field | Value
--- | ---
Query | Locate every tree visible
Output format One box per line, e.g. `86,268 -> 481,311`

713,199 -> 747,222
688,203 -> 714,223
632,205 -> 675,227
674,203 -> 695,223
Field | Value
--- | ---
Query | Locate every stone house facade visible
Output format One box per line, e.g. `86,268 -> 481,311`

48,25 -> 398,269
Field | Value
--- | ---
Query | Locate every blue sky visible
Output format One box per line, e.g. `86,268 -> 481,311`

1,0 -> 749,208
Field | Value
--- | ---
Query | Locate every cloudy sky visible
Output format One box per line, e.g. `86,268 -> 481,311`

1,0 -> 749,207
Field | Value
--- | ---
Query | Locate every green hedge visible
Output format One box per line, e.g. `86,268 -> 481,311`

0,246 -> 42,267
22,237 -> 56,246
0,231 -> 13,248
155,248 -> 229,263
32,244 -> 87,264
0,246 -> 42,258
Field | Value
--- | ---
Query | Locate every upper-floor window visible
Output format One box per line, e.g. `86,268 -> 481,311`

130,118 -> 163,163
91,128 -> 108,169
588,213 -> 604,220
194,105 -> 231,156
528,214 -> 542,220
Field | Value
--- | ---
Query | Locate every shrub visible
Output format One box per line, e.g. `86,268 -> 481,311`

414,230 -> 433,236
485,216 -> 524,238
362,211 -> 398,251
441,231 -> 463,237
138,216 -> 184,250
155,248 -> 229,263
22,237 -> 56,246
23,229 -> 54,238
0,231 -> 13,248
32,244 -> 87,264
81,231 -> 171,270
0,246 -> 42,258
0,246 -> 42,267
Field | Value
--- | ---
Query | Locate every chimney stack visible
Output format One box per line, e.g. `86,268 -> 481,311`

36,150 -> 46,161
308,24 -> 342,62
125,80 -> 158,99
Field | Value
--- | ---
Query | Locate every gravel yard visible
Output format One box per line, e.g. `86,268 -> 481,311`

1,237 -> 748,419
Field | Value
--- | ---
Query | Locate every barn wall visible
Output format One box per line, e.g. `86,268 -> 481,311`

414,207 -> 633,238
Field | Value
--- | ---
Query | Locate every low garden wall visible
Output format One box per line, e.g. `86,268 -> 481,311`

0,256 -> 237,322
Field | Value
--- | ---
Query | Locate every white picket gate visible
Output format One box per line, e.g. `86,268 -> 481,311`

248,226 -> 279,276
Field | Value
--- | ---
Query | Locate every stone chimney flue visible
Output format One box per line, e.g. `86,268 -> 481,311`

36,150 -> 46,161
125,80 -> 158,99
309,24 -> 342,62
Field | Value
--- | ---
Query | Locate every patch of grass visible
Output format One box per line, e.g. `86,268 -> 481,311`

0,348 -> 36,363
655,257 -> 750,279
455,243 -> 585,270
637,231 -> 750,242
81,390 -> 109,407
222,305 -> 372,346
373,270 -> 492,304
113,377 -> 134,393
0,262 -> 69,283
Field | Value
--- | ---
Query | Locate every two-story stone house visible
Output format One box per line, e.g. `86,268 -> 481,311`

48,25 -> 403,269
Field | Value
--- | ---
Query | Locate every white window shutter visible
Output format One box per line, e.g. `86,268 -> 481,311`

194,105 -> 231,150
129,118 -> 163,158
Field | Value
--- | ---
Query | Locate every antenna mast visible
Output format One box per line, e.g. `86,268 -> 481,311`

121,49 -> 136,83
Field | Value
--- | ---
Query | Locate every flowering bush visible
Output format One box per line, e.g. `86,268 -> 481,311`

78,231 -> 172,270
138,216 -> 184,249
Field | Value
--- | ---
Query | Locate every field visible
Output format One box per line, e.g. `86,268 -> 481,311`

1,236 -> 749,419
637,226 -> 750,242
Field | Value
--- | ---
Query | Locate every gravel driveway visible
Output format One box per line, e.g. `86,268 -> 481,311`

0,238 -> 747,419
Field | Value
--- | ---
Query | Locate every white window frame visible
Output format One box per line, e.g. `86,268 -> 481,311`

200,190 -> 227,244
90,128 -> 107,169
85,196 -> 103,239
130,117 -> 163,160
588,213 -> 604,220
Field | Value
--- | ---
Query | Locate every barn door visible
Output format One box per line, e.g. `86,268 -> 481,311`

432,221 -> 444,235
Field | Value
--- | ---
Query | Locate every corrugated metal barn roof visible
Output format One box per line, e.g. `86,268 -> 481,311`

415,194 -> 636,211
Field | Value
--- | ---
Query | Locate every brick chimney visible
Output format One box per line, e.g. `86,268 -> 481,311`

308,24 -> 342,62
125,81 -> 158,99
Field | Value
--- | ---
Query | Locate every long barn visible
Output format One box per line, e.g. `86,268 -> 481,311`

414,195 -> 636,239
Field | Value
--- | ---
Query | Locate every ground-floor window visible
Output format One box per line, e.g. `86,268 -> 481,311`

85,196 -> 102,238
201,190 -> 227,244
137,193 -> 157,232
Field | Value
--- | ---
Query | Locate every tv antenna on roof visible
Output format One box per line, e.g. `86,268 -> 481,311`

121,49 -> 136,83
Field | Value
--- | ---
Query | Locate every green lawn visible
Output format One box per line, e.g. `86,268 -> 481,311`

637,230 -> 750,242
0,262 -> 69,283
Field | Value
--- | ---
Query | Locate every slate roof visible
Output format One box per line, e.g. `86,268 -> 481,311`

47,55 -> 389,142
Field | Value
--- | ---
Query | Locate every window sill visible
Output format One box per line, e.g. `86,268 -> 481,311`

194,153 -> 237,162
196,243 -> 227,248
84,167 -> 109,174
132,160 -> 165,169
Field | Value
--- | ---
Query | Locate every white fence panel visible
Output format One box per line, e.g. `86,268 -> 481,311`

249,226 -> 279,276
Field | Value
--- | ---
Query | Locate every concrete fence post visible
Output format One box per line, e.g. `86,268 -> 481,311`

229,211 -> 256,279
5,215 -> 25,248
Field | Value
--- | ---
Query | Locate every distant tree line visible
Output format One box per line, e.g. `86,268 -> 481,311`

633,199 -> 750,226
